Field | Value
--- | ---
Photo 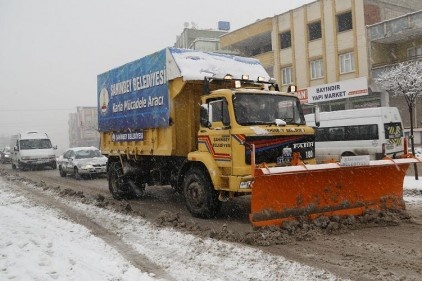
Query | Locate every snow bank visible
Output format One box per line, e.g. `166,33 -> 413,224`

3,174 -> 420,280
0,180 -> 156,281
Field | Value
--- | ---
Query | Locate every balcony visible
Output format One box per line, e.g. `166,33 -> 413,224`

254,51 -> 274,68
220,18 -> 272,57
372,56 -> 422,78
368,10 -> 422,44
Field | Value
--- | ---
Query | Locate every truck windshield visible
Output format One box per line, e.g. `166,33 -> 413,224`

233,93 -> 305,125
19,139 -> 52,150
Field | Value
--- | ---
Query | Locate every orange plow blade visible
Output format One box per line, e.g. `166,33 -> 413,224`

250,158 -> 420,227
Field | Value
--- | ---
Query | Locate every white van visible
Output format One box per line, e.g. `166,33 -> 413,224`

305,107 -> 404,163
10,131 -> 57,170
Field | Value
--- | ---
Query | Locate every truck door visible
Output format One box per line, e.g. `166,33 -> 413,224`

199,98 -> 232,168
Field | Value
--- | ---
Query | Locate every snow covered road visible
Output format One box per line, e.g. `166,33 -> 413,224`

0,176 -> 342,281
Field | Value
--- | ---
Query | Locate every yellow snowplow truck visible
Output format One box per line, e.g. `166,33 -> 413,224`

97,48 -> 419,227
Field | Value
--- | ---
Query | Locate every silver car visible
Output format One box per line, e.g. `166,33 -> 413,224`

57,147 -> 107,179
0,146 -> 11,164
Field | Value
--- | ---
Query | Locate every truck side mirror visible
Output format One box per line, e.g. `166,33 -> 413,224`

200,105 -> 211,128
53,145 -> 58,150
14,146 -> 18,151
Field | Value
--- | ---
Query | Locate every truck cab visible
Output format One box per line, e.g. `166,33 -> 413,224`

189,77 -> 315,198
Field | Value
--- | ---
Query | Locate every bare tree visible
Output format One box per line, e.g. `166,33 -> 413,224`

376,60 -> 422,180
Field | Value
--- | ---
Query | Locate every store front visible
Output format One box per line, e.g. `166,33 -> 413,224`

298,77 -> 379,114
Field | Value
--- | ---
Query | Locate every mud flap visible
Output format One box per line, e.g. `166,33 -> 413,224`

250,158 -> 420,227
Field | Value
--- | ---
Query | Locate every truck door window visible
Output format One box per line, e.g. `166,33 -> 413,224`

207,99 -> 230,127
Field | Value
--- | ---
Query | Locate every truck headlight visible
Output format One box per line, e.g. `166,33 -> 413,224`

240,181 -> 252,189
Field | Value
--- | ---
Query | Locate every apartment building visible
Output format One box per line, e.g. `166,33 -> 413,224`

175,21 -> 230,52
368,10 -> 422,143
68,107 -> 99,148
220,0 -> 422,128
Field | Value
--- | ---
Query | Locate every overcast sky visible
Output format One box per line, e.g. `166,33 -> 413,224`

0,0 -> 313,151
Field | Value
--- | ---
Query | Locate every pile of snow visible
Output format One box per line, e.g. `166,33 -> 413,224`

404,175 -> 422,190
0,182 -> 156,280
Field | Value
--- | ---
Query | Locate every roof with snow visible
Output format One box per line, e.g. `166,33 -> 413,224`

166,47 -> 270,81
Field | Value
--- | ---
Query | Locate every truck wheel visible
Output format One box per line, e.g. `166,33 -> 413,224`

183,167 -> 221,218
108,162 -> 128,200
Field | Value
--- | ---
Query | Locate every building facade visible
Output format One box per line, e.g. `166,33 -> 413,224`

68,107 -> 99,148
220,0 -> 422,142
368,10 -> 422,143
175,22 -> 230,52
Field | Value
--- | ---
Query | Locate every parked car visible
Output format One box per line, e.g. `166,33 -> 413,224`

57,147 -> 107,179
0,146 -> 11,164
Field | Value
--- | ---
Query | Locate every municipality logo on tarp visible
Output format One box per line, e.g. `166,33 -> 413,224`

99,88 -> 109,114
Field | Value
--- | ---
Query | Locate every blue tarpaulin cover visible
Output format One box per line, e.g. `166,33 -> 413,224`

97,48 -> 269,132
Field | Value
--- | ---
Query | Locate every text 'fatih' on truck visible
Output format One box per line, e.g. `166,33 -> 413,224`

97,48 -> 420,227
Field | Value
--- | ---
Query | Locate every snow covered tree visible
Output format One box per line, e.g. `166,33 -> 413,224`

376,60 -> 422,180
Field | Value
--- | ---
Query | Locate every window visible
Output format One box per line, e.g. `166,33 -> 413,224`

337,11 -> 352,32
320,101 -> 346,112
315,124 -> 379,142
233,94 -> 305,125
19,139 -> 52,150
308,21 -> 322,41
407,46 -> 422,58
339,52 -> 354,73
64,150 -> 72,158
310,59 -> 324,79
280,31 -> 291,49
384,122 -> 403,139
208,99 -> 230,126
75,149 -> 101,159
281,66 -> 292,85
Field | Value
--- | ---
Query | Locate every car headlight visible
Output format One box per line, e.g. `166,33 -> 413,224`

21,156 -> 30,160
81,164 -> 94,169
